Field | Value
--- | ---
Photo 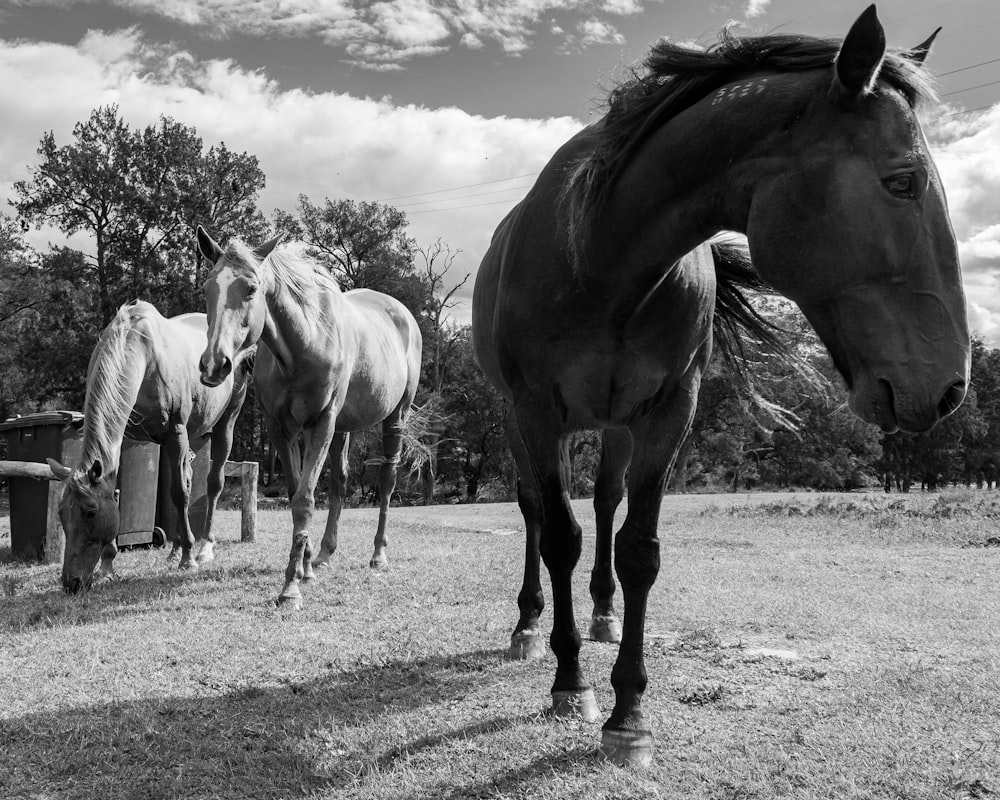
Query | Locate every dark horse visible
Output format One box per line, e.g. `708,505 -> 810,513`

472,6 -> 969,765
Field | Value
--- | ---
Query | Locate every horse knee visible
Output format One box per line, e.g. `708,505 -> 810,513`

613,526 -> 660,589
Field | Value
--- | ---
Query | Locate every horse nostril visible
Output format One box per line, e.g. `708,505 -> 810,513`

220,357 -> 233,378
938,381 -> 966,418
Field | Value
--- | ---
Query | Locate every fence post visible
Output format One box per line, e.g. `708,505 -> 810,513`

241,462 -> 258,543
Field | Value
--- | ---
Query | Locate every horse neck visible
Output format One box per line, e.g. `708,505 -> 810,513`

78,329 -> 150,478
259,272 -> 344,368
595,71 -> 814,266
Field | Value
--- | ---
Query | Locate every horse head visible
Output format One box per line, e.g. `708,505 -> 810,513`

196,226 -> 281,387
744,6 -> 968,433
48,458 -> 119,593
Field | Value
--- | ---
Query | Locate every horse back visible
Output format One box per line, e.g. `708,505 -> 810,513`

121,303 -> 242,440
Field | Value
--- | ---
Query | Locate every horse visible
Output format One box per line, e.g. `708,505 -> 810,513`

47,301 -> 249,592
472,6 -> 969,766
195,227 -> 423,610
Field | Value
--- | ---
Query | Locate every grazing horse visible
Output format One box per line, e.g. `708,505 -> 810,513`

472,7 -> 969,765
196,227 -> 422,610
48,301 -> 249,592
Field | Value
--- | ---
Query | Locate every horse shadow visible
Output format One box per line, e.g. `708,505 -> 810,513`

2,648 -> 604,799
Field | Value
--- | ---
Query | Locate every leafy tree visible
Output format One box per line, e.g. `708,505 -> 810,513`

273,196 -> 427,311
13,105 -> 267,325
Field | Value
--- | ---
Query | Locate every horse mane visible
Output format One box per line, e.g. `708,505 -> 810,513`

224,239 -> 342,319
561,28 -> 937,270
71,303 -> 150,494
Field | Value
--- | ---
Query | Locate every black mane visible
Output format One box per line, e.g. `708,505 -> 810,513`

560,29 -> 937,269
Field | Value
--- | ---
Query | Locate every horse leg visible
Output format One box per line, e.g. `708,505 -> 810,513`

314,431 -> 349,569
600,383 -> 701,767
506,408 -> 546,660
590,427 -> 633,644
163,428 -> 198,571
371,412 -> 404,569
278,412 -> 336,609
515,402 -> 599,720
197,384 -> 245,565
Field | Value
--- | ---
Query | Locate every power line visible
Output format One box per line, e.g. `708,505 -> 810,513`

377,172 -> 539,202
943,104 -> 997,117
393,184 -> 534,209
937,56 -> 1000,77
885,0 -> 968,25
405,198 -> 525,216
942,78 -> 1000,97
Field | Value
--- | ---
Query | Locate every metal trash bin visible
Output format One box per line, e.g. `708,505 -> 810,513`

0,411 -> 84,562
116,439 -> 162,548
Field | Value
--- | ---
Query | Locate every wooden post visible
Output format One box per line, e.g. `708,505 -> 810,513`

224,460 -> 258,543
241,462 -> 258,543
45,480 -> 65,565
0,460 -> 63,565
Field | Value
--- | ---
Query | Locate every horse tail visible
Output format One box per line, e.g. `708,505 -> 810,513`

710,240 -> 827,430
398,395 -> 451,483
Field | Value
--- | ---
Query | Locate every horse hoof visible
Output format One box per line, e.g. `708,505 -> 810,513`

551,689 -> 600,721
369,556 -> 388,570
302,568 -> 316,583
589,615 -> 622,644
277,593 -> 303,611
598,728 -> 654,767
195,544 -> 215,565
178,560 -> 199,572
509,630 -> 545,660
311,554 -> 333,570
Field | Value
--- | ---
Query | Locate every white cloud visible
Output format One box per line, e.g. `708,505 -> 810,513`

578,18 -> 625,47
0,30 -> 581,316
744,0 -> 770,19
10,0 -> 648,68
600,0 -> 641,14
927,105 -> 1000,343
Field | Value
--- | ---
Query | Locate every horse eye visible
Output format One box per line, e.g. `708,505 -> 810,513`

246,284 -> 259,297
884,174 -> 915,199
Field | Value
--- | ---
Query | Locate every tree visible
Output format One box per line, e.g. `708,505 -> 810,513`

273,196 -> 426,305
14,105 -> 267,325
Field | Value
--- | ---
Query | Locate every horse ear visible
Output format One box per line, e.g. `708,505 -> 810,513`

253,233 -> 284,261
197,226 -> 225,264
47,458 -> 71,481
87,460 -> 103,486
907,27 -> 941,65
834,4 -> 886,99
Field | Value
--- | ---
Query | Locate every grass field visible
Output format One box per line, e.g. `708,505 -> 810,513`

1,490 -> 999,799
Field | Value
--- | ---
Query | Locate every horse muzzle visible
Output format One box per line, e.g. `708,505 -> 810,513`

850,377 -> 967,434
198,353 -> 232,387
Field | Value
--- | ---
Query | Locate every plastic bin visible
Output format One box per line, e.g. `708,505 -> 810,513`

0,411 -> 84,562
116,440 -> 162,548
154,438 -> 212,542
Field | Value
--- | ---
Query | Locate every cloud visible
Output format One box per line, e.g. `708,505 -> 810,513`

577,18 -> 625,47
9,0 -> 650,68
926,105 -> 1000,342
744,0 -> 770,19
0,29 -> 581,316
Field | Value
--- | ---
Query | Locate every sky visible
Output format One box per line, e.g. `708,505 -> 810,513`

1,0 -> 998,340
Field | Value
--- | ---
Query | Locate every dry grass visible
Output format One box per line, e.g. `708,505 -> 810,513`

1,490 -> 999,799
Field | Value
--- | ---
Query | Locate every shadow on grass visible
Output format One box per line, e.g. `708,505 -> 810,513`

0,648 -> 597,800
0,561 -> 279,634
